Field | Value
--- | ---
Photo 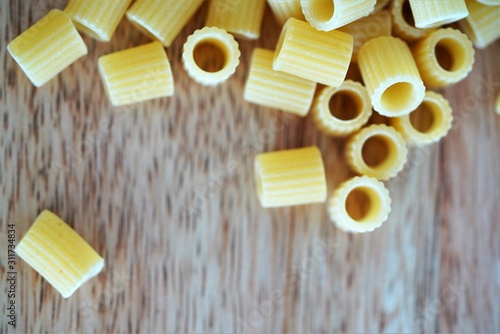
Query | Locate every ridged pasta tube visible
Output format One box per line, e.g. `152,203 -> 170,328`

255,146 -> 327,208
458,0 -> 500,49
408,0 -> 469,29
267,0 -> 305,26
390,0 -> 435,41
15,210 -> 104,298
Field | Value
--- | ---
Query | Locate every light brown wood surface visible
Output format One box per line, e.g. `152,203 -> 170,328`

1,1 -> 500,333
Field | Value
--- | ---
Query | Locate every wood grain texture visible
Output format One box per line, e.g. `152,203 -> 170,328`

1,1 -> 499,333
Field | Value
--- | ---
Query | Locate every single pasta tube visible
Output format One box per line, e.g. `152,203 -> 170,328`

412,28 -> 475,89
345,124 -> 408,180
408,0 -> 468,29
477,0 -> 500,5
358,36 -> 426,117
328,176 -> 391,233
312,80 -> 372,137
206,0 -> 266,39
98,41 -> 174,106
255,146 -> 327,208
244,48 -> 316,116
391,91 -> 453,145
15,210 -> 104,298
7,9 -> 87,87
339,9 -> 392,63
458,0 -> 500,49
301,0 -> 376,31
64,0 -> 133,41
267,0 -> 305,26
126,0 -> 204,47
390,0 -> 435,41
373,0 -> 391,12
182,27 -> 241,86
273,18 -> 353,87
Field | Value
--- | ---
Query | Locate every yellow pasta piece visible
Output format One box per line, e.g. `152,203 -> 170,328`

126,0 -> 203,47
15,210 -> 104,298
255,146 -> 327,208
273,18 -> 353,87
458,0 -> 500,49
373,0 -> 391,12
412,28 -> 475,89
345,124 -> 408,180
206,0 -> 266,39
390,0 -> 435,41
312,80 -> 372,136
338,9 -> 392,63
495,92 -> 500,115
408,0 -> 468,29
477,0 -> 500,5
7,9 -> 87,87
98,41 -> 174,106
301,0 -> 376,31
267,0 -> 305,26
328,176 -> 391,233
64,0 -> 132,41
358,36 -> 426,117
182,27 -> 241,86
391,91 -> 453,145
244,48 -> 316,116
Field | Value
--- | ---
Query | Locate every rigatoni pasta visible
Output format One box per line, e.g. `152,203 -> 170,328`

182,27 -> 241,86
412,28 -> 475,89
312,80 -> 372,136
64,0 -> 133,41
273,18 -> 353,87
390,0 -> 435,41
15,210 -> 104,298
408,0 -> 468,29
345,124 -> 408,180
255,146 -> 327,208
244,48 -> 316,116
358,36 -> 425,117
328,176 -> 391,233
7,9 -> 87,87
98,41 -> 174,106
391,91 -> 453,145
458,0 -> 500,49
267,0 -> 305,26
206,0 -> 267,39
126,0 -> 204,47
301,0 -> 376,31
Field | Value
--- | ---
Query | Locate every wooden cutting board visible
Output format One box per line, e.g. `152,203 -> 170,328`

1,1 -> 499,333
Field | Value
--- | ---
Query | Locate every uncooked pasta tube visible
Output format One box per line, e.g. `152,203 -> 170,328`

273,18 -> 353,87
244,48 -> 316,116
458,0 -> 500,49
408,0 -> 468,29
391,91 -> 453,145
15,210 -> 104,298
267,0 -> 305,26
328,176 -> 391,233
390,0 -> 435,41
412,28 -> 475,89
7,9 -> 87,87
255,146 -> 327,208
345,124 -> 408,180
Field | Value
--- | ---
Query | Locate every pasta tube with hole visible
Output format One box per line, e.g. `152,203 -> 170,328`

15,210 -> 104,298
7,9 -> 87,87
255,146 -> 327,208
312,80 -> 372,136
182,27 -> 240,86
273,18 -> 353,87
126,0 -> 204,47
206,0 -> 266,39
244,48 -> 316,116
328,176 -> 391,233
345,124 -> 408,180
98,41 -> 174,106
390,0 -> 435,41
301,0 -> 376,31
412,28 -> 475,89
458,0 -> 500,49
391,91 -> 453,145
339,10 -> 392,63
408,0 -> 468,29
358,36 -> 425,117
64,0 -> 132,41
267,0 -> 305,26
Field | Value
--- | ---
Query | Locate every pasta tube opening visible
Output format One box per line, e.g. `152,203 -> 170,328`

301,0 -> 375,31
380,82 -> 419,114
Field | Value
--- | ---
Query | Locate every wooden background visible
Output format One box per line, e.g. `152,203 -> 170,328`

1,1 -> 499,333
